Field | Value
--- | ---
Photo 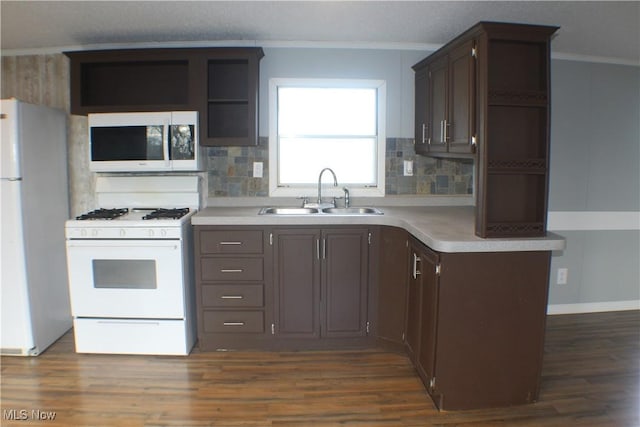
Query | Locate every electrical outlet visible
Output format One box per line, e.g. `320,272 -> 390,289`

404,160 -> 414,176
556,268 -> 568,285
253,162 -> 263,178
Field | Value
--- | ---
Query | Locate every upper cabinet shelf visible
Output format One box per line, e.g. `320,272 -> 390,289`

65,47 -> 264,146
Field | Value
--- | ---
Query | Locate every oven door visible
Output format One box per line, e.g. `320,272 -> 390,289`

66,239 -> 185,319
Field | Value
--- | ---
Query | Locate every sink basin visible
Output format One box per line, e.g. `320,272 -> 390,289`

322,207 -> 383,215
259,206 -> 383,216
259,207 -> 320,215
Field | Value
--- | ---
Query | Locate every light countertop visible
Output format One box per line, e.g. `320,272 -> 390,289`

192,205 -> 566,253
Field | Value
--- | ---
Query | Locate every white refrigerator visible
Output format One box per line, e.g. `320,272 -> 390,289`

1,98 -> 72,355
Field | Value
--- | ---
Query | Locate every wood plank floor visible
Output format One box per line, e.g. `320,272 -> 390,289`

1,310 -> 638,426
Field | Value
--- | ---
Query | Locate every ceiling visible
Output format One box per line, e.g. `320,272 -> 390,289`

1,1 -> 639,63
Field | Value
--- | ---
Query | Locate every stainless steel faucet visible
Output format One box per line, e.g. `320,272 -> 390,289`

317,168 -> 338,206
343,187 -> 350,208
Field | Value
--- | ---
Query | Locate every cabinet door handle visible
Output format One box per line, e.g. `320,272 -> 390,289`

322,238 -> 326,260
412,253 -> 421,279
421,123 -> 426,144
444,120 -> 451,141
220,295 -> 244,299
316,239 -> 320,260
440,120 -> 445,143
223,322 -> 245,326
220,269 -> 243,273
219,241 -> 242,246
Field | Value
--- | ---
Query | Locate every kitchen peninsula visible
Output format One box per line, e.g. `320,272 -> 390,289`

192,205 -> 565,410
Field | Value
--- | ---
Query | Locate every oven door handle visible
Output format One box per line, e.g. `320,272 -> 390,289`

66,241 -> 180,249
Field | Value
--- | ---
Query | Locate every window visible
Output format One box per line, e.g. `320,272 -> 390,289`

269,79 -> 386,197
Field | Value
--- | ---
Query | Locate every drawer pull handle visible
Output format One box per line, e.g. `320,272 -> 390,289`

221,295 -> 244,299
223,322 -> 245,326
220,269 -> 243,273
220,241 -> 242,245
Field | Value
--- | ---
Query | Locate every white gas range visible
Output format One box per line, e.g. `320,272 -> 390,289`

65,176 -> 199,355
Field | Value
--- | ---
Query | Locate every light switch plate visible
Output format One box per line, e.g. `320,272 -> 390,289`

253,162 -> 263,178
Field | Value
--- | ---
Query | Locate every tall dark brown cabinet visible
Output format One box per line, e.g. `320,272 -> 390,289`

413,22 -> 559,237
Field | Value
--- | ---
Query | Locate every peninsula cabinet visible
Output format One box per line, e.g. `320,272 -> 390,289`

412,22 -> 559,238
272,227 -> 370,342
405,235 -> 551,410
64,47 -> 263,146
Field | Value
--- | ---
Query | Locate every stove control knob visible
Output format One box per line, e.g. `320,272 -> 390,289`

91,229 -> 98,237
119,229 -> 126,237
81,229 -> 87,237
161,229 -> 167,237
148,229 -> 155,237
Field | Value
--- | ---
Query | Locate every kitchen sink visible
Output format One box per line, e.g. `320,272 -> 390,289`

259,207 -> 383,215
321,207 -> 383,215
259,207 -> 320,215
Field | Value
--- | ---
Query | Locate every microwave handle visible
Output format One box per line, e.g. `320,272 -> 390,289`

163,117 -> 171,167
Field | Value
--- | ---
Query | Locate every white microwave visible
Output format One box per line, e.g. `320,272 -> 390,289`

88,111 -> 201,172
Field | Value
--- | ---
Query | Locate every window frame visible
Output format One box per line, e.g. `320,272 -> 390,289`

268,78 -> 386,198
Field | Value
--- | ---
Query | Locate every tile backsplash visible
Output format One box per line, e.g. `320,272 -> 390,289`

206,137 -> 473,197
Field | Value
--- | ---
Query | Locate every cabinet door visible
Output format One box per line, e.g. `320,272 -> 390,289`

448,40 -> 476,154
414,66 -> 430,155
428,56 -> 449,153
416,246 -> 439,392
322,229 -> 369,338
273,229 -> 321,338
376,227 -> 409,345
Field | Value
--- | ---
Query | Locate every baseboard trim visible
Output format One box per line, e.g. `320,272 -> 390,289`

547,300 -> 640,315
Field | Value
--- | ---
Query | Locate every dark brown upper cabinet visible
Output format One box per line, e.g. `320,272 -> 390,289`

413,22 -> 558,238
413,39 -> 476,156
65,47 -> 264,146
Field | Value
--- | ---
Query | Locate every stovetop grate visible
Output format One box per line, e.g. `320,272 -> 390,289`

142,208 -> 190,220
75,208 -> 129,220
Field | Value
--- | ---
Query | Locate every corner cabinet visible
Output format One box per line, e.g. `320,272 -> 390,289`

64,47 -> 263,146
405,235 -> 551,411
413,22 -> 559,237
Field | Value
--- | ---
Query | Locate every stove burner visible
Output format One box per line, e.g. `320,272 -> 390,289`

75,208 -> 129,220
142,208 -> 190,220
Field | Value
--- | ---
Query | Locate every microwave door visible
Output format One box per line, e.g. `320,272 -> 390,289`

88,112 -> 171,172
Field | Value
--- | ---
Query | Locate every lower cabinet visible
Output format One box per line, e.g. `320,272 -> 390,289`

406,235 -> 551,410
194,225 -> 372,350
272,227 -> 370,341
194,224 -> 552,410
194,226 -> 273,350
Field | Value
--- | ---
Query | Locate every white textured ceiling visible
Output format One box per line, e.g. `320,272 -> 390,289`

1,1 -> 639,63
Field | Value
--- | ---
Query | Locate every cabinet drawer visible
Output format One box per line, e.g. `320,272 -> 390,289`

203,311 -> 264,333
201,258 -> 263,281
202,284 -> 264,308
200,230 -> 263,254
